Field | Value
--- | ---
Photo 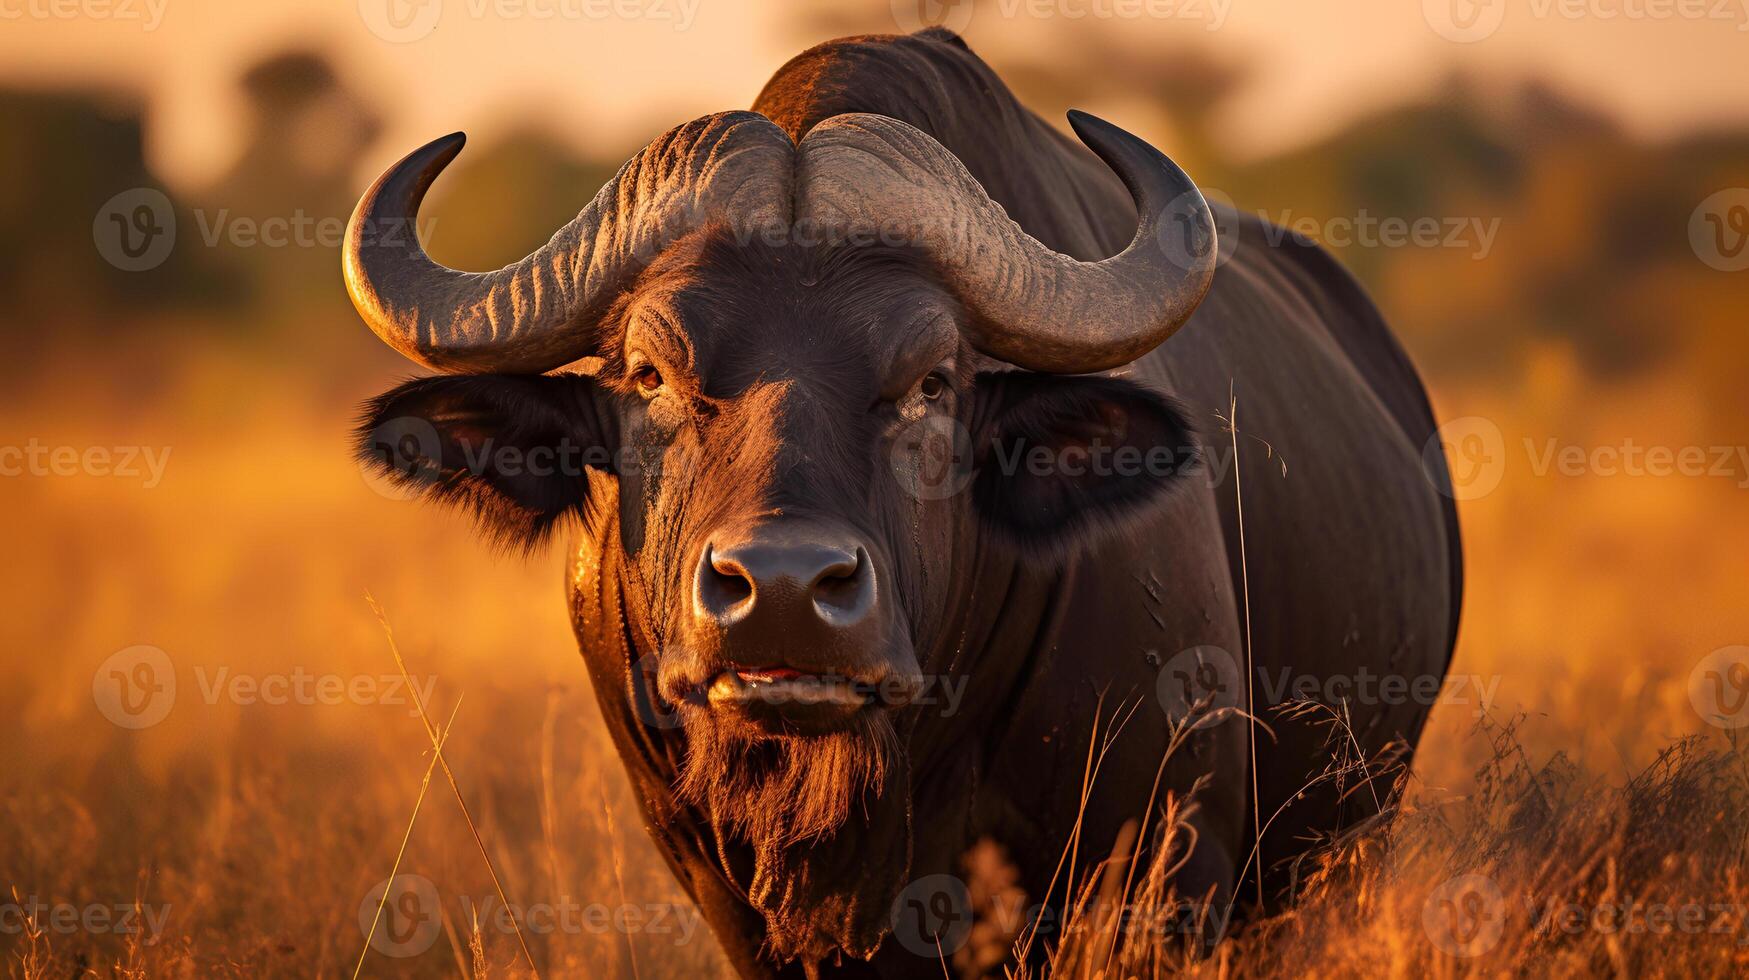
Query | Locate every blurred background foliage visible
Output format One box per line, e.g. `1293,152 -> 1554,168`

8,24 -> 1747,413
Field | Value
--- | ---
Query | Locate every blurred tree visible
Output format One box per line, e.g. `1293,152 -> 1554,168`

212,52 -> 380,212
199,51 -> 382,324
0,90 -> 236,348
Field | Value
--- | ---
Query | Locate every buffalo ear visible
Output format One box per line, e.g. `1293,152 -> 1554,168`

970,372 -> 1199,554
355,374 -> 618,550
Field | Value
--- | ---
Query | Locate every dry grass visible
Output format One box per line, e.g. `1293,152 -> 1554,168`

1014,716 -> 1749,979
5,340 -> 1748,977
0,678 -> 721,979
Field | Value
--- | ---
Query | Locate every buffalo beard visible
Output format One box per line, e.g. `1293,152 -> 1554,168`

674,705 -> 911,964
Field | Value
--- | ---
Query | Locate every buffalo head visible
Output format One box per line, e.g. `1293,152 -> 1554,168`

348,108 -> 1214,962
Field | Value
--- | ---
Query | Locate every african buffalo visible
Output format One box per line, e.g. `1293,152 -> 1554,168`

347,28 -> 1460,978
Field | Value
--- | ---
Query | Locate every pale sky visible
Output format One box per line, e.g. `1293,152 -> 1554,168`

2,0 -> 1745,189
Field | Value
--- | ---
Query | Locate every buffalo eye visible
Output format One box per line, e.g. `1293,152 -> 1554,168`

632,365 -> 663,394
919,372 -> 948,402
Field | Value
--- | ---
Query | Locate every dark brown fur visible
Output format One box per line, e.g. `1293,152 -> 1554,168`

358,29 -> 1461,979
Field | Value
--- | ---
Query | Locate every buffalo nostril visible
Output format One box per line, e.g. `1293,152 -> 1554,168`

695,536 -> 879,628
807,547 -> 859,588
811,547 -> 875,625
697,543 -> 756,621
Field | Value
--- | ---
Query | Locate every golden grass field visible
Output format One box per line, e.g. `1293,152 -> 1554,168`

5,320 -> 1749,977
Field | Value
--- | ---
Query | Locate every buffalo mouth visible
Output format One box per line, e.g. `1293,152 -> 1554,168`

703,667 -> 909,735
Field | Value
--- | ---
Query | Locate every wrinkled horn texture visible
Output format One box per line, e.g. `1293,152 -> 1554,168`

342,111 -> 794,374
795,111 -> 1217,374
345,108 -> 1214,375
